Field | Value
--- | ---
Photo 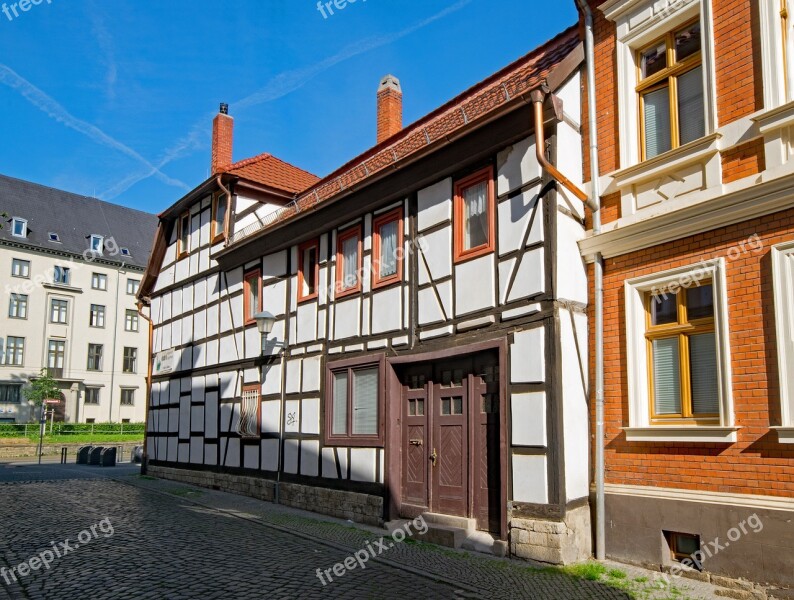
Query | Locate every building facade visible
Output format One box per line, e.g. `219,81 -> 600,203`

0,175 -> 157,423
578,0 -> 794,587
140,29 -> 596,563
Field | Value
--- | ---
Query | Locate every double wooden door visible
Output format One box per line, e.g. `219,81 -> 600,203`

400,354 -> 501,533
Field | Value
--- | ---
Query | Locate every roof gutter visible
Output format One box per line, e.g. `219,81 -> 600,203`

575,0 -> 605,562
530,85 -> 596,211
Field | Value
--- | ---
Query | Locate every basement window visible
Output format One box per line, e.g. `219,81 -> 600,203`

665,531 -> 702,569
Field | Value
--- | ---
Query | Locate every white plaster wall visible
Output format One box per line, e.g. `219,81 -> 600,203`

417,177 -> 452,231
417,227 -> 452,285
455,255 -> 495,316
334,297 -> 360,340
297,302 -> 318,343
498,188 -> 543,256
560,309 -> 590,501
302,356 -> 321,392
511,392 -> 547,447
300,440 -> 320,477
261,439 -> 279,471
512,454 -> 548,504
498,248 -> 545,304
350,448 -> 377,482
497,135 -> 542,196
510,327 -> 545,383
371,286 -> 402,334
556,214 -> 588,305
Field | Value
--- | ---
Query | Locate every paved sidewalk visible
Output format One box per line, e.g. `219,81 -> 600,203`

0,462 -> 728,599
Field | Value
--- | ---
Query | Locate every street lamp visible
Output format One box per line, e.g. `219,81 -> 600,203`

253,311 -> 276,337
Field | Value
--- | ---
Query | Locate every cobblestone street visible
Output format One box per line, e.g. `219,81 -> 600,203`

0,462 -> 720,599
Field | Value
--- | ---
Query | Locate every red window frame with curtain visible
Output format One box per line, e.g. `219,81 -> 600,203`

335,225 -> 362,299
243,268 -> 262,326
298,239 -> 320,302
453,166 -> 495,264
372,207 -> 404,289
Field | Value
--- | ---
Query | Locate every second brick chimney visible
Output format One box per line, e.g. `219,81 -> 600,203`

377,75 -> 402,144
211,103 -> 234,174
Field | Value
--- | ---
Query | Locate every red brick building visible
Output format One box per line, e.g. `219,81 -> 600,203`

577,0 -> 794,588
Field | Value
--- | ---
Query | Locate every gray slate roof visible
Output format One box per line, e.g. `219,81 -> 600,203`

0,174 -> 158,269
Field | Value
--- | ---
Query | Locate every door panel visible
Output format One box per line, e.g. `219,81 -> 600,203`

472,368 -> 501,533
432,384 -> 468,517
402,386 -> 429,509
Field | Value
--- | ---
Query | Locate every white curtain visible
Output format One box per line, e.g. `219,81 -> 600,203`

379,221 -> 398,278
342,236 -> 358,289
464,181 -> 488,250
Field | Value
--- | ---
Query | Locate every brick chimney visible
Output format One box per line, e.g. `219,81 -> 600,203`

377,75 -> 402,144
211,103 -> 234,174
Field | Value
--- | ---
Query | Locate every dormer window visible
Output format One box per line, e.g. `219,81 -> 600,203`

48,232 -> 61,243
120,247 -> 131,256
11,218 -> 27,238
89,234 -> 104,254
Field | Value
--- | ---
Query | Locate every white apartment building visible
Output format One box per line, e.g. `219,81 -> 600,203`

0,174 -> 158,423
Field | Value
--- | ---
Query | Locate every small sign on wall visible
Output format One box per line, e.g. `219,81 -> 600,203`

154,349 -> 175,376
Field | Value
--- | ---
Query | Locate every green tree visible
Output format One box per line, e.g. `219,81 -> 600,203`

23,369 -> 61,407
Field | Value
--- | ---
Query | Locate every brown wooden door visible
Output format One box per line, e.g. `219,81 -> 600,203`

402,385 -> 429,512
431,382 -> 468,517
471,368 -> 501,533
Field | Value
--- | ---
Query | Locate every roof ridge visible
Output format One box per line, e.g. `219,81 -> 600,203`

225,152 -> 273,171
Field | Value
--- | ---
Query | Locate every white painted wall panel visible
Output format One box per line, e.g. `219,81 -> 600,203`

204,443 -> 217,466
223,437 -> 240,468
283,439 -> 299,474
499,248 -> 545,304
417,227 -> 452,285
511,392 -> 546,446
262,400 -> 281,434
418,286 -> 445,326
512,454 -> 548,504
244,445 -> 259,469
497,135 -> 542,196
455,255 -> 495,316
261,439 -> 279,471
244,326 -> 260,359
206,304 -> 219,337
284,399 -> 300,433
417,177 -> 452,231
302,356 -> 321,392
300,440 -> 320,477
190,437 -> 203,464
556,215 -> 588,305
286,359 -> 301,394
511,327 -> 545,383
205,391 -> 218,438
497,188 -> 543,256
167,437 -> 178,462
334,297 -> 360,340
321,448 -> 337,479
262,362 -> 282,396
350,448 -> 377,482
301,398 -> 320,434
561,309 -> 590,501
297,302 -> 318,343
371,286 -> 402,334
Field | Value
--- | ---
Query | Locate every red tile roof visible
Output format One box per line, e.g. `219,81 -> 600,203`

223,153 -> 320,194
229,25 -> 580,245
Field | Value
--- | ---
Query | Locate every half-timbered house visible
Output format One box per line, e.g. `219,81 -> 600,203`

138,27 -> 593,563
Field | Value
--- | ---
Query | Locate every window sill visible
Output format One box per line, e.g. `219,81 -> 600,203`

42,283 -> 83,294
771,427 -> 794,444
623,426 -> 740,443
752,101 -> 794,135
611,133 -> 721,190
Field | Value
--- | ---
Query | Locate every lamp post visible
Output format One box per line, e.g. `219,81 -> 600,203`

252,311 -> 286,504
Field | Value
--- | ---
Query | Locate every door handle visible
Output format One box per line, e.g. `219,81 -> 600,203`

429,448 -> 437,466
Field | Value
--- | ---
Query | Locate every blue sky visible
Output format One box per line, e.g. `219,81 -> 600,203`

0,0 -> 578,214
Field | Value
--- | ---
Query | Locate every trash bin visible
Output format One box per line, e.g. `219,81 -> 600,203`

99,447 -> 117,467
76,446 -> 93,465
131,446 -> 143,464
88,447 -> 104,465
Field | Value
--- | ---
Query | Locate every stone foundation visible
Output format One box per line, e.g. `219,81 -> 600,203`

510,504 -> 592,565
147,464 -> 384,527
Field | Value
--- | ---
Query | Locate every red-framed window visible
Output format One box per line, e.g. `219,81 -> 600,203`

243,268 -> 262,326
298,239 -> 320,302
177,212 -> 190,259
211,193 -> 228,244
335,225 -> 362,298
372,207 -> 404,289
324,355 -> 385,447
453,166 -> 495,263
